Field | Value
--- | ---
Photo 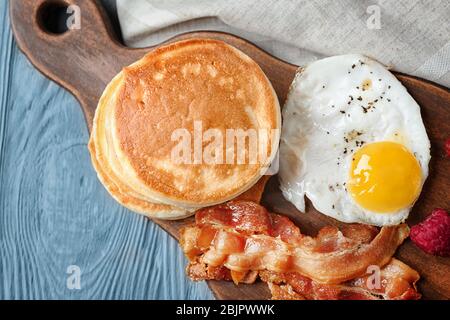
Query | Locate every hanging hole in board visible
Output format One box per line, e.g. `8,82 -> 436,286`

37,1 -> 79,35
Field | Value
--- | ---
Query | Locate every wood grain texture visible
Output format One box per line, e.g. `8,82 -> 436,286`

1,0 -> 213,300
8,0 -> 450,300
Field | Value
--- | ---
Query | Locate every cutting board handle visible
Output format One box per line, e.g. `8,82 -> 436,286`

9,0 -> 148,126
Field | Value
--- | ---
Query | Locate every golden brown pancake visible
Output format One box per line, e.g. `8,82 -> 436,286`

89,38 -> 280,219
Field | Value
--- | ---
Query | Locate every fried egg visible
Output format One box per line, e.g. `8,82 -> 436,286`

279,54 -> 430,226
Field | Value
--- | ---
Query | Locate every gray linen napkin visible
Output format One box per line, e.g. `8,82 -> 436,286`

117,0 -> 450,87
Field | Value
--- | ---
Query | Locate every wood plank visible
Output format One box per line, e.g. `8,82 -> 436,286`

1,1 -> 213,300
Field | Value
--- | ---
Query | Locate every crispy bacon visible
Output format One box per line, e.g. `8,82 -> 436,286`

186,259 -> 259,285
186,258 -> 420,300
180,200 -> 420,300
260,259 -> 420,300
196,201 -> 273,235
181,201 -> 409,284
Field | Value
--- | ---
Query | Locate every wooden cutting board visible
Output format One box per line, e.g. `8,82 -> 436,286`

10,0 -> 450,300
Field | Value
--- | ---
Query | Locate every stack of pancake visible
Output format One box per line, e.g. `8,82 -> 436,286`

89,39 -> 281,219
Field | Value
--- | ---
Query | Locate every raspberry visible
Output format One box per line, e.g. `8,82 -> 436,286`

410,209 -> 450,257
446,138 -> 450,157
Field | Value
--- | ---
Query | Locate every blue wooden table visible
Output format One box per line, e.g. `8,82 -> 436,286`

0,1 -> 213,300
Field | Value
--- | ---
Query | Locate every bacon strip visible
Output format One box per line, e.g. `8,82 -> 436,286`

180,200 -> 420,300
290,226 -> 409,284
186,258 -> 420,300
181,201 -> 410,284
260,258 -> 420,300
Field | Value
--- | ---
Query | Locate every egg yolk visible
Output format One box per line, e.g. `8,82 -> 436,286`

348,142 -> 422,213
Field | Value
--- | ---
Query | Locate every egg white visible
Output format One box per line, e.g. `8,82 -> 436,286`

279,54 -> 430,226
